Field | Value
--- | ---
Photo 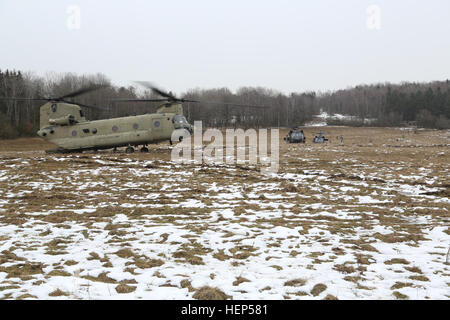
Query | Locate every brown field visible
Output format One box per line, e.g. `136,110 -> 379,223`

0,127 -> 448,300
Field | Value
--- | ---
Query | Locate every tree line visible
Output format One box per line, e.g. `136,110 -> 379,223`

319,81 -> 450,129
0,69 -> 449,138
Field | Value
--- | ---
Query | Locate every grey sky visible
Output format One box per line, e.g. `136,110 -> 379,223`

1,0 -> 449,95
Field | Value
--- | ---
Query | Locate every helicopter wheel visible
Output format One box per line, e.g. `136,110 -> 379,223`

140,146 -> 149,153
125,146 -> 135,154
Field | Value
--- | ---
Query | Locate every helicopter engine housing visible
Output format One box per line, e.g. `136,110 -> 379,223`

48,114 -> 76,126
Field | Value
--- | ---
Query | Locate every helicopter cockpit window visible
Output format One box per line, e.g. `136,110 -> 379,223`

172,115 -> 187,129
51,104 -> 57,112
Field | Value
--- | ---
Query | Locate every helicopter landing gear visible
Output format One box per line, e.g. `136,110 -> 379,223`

125,146 -> 135,154
112,147 -> 119,153
140,146 -> 149,153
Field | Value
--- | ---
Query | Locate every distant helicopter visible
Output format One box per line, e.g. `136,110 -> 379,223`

284,127 -> 306,143
0,81 -> 269,153
313,131 -> 329,143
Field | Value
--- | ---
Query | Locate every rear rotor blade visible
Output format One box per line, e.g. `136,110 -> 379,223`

111,98 -> 169,103
128,82 -> 271,109
134,81 -> 178,101
110,97 -> 270,108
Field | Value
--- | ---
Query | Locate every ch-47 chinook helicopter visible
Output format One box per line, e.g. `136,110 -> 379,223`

1,81 -> 269,153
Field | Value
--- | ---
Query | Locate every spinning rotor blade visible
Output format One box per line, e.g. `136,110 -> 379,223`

110,97 -> 268,108
0,97 -> 106,111
111,98 -> 169,103
0,97 -> 49,102
130,81 -> 271,108
59,99 -> 106,111
56,83 -> 110,100
134,81 -> 178,101
0,83 -> 109,105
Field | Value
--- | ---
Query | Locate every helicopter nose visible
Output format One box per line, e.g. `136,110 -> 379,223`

37,129 -> 49,137
183,124 -> 193,134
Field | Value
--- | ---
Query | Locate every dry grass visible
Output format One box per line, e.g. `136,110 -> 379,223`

48,289 -> 69,297
392,291 -> 409,300
334,263 -> 356,274
391,282 -> 414,290
409,275 -> 430,282
385,259 -> 410,265
233,277 -> 250,286
180,279 -> 195,292
310,283 -> 327,296
82,272 -> 117,284
284,278 -> 307,287
192,286 -> 231,300
0,127 -> 448,299
115,283 -> 136,294
0,263 -> 44,280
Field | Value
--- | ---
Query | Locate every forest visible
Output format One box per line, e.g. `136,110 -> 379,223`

0,69 -> 449,138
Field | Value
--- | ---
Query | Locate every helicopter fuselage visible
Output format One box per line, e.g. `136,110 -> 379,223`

37,102 -> 191,152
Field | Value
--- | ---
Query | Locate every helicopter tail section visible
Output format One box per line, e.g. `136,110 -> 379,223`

40,102 -> 87,129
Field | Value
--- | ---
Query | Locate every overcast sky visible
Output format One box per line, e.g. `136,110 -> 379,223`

0,0 -> 449,95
